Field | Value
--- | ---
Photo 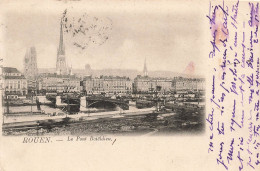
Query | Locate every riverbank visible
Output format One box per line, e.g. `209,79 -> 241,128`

3,107 -> 204,136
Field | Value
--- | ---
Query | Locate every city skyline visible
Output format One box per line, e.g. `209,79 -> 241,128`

4,6 -> 205,76
1,0 -> 206,143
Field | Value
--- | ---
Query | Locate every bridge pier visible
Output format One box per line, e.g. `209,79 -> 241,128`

56,96 -> 67,107
80,96 -> 88,111
56,96 -> 62,107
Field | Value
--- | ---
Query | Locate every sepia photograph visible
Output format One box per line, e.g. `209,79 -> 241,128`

2,4 -> 206,136
1,0 -> 260,171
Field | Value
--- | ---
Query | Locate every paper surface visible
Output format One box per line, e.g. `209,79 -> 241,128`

0,0 -> 259,171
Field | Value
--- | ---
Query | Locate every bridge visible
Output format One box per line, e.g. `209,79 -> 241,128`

81,96 -> 129,110
45,95 -> 130,111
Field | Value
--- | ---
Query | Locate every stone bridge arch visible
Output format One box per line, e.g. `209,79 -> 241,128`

87,100 -> 129,110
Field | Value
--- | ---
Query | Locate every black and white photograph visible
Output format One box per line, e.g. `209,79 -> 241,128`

1,0 -> 260,171
1,4 -> 206,137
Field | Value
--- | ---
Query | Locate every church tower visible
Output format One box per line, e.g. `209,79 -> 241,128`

56,19 -> 67,75
24,46 -> 38,94
143,58 -> 148,77
24,46 -> 38,80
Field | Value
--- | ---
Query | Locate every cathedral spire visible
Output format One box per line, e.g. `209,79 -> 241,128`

143,57 -> 148,77
58,18 -> 65,55
56,18 -> 67,75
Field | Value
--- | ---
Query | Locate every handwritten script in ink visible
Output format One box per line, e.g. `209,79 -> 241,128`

61,9 -> 113,50
207,0 -> 260,170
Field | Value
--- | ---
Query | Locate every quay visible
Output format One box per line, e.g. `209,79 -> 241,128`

3,107 -> 160,129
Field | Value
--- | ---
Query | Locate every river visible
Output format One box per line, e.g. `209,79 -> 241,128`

4,105 -> 64,114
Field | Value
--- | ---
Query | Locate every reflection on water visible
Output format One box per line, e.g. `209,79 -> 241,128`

5,105 -> 64,114
5,105 -> 139,114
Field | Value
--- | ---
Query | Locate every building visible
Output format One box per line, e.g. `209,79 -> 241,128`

173,77 -> 205,92
3,67 -> 27,98
133,75 -> 173,93
133,57 -> 172,93
38,73 -> 81,94
24,46 -> 38,80
56,19 -> 67,75
83,76 -> 132,95
24,46 -> 38,94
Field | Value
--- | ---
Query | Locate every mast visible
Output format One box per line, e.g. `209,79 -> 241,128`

143,58 -> 148,77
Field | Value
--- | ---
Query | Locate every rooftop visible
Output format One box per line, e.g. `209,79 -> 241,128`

3,67 -> 21,73
135,75 -> 172,81
173,77 -> 205,81
4,75 -> 26,79
38,73 -> 79,79
83,75 -> 131,81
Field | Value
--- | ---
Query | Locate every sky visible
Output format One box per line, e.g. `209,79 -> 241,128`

3,1 -> 206,75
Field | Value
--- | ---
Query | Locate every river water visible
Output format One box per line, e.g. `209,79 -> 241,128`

4,105 -> 138,115
4,105 -> 64,114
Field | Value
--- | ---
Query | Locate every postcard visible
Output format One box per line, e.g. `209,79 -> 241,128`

0,0 -> 259,170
